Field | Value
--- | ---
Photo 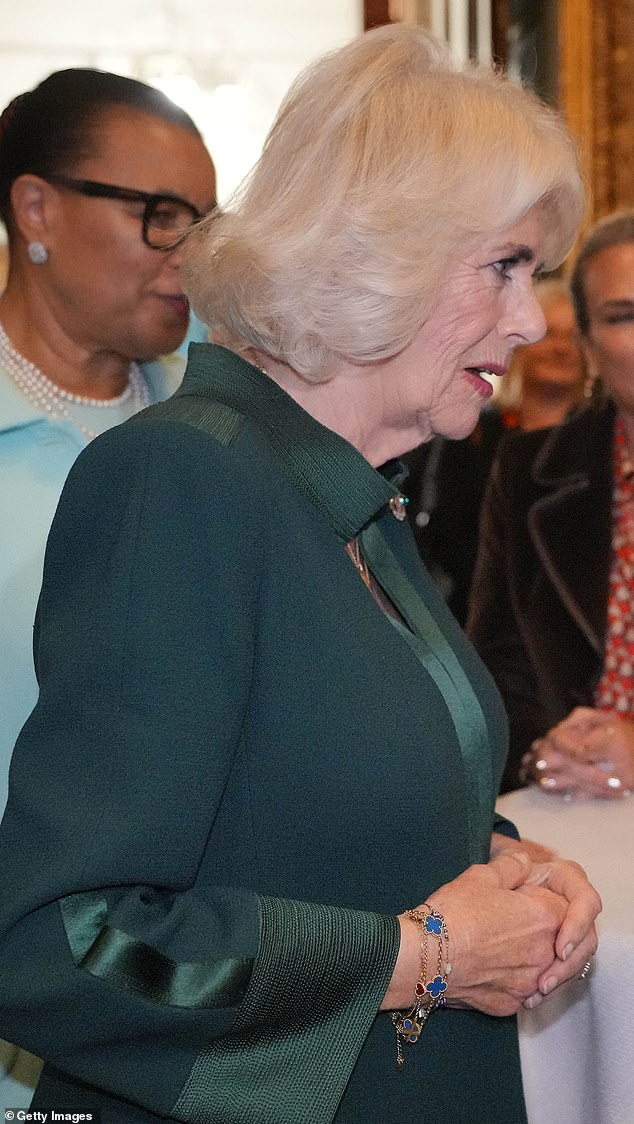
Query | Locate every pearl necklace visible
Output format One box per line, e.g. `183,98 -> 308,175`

0,320 -> 150,442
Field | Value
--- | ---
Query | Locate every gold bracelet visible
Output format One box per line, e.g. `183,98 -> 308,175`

391,904 -> 450,1069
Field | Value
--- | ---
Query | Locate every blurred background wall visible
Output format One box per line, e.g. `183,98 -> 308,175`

0,0 -> 361,204
367,0 -> 634,236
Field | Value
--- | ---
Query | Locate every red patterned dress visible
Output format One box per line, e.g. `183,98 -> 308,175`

594,417 -> 634,715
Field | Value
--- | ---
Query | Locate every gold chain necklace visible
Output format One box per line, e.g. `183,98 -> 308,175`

346,537 -> 372,589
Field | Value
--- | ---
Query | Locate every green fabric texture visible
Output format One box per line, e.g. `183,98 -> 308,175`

174,899 -> 399,1124
359,522 -> 494,864
145,391 -> 244,446
0,344 -> 521,1123
182,345 -> 397,540
60,892 -> 253,1009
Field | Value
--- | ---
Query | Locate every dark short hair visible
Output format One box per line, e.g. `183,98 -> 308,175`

0,68 -> 201,226
570,211 -> 634,334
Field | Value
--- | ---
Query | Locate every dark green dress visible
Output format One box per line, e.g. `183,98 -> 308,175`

0,345 -> 526,1123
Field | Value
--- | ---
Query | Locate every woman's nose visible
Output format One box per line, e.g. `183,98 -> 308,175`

502,285 -> 547,345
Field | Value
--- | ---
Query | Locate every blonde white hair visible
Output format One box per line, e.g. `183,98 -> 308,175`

182,23 -> 584,381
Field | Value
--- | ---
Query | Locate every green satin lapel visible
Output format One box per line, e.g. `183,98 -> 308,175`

59,891 -> 253,1009
360,521 -> 493,864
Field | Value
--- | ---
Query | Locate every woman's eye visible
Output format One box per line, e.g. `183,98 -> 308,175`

603,311 -> 634,325
492,257 -> 517,279
151,203 -> 182,229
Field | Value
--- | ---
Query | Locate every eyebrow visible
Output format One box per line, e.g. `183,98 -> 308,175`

153,187 -> 196,202
155,187 -> 217,212
498,244 -> 536,263
599,298 -> 634,309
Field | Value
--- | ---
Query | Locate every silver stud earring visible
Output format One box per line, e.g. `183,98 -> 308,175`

27,241 -> 49,265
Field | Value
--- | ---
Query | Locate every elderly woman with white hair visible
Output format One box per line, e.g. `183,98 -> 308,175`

0,24 -> 600,1124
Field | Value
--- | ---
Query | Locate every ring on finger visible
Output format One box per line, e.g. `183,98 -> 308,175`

538,776 -> 557,789
578,959 -> 593,981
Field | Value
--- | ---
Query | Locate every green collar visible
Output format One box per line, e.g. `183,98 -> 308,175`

179,344 -> 491,863
182,343 -> 402,540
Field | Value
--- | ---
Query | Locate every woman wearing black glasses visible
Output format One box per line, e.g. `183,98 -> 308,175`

0,67 -> 215,1111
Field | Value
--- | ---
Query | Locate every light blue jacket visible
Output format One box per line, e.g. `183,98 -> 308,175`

0,355 -> 182,1115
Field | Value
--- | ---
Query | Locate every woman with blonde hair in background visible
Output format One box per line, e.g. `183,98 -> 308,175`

0,26 -> 599,1124
494,278 -> 584,429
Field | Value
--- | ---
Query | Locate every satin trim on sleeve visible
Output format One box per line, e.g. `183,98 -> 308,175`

59,891 -> 253,1009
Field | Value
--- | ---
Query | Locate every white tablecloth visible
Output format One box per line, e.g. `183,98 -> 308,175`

497,788 -> 634,1124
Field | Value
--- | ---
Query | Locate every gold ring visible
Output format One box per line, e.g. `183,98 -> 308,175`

539,776 -> 557,789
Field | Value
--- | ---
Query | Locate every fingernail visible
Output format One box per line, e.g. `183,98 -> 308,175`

513,851 -> 530,864
524,994 -> 543,1010
541,976 -> 557,995
562,943 -> 574,961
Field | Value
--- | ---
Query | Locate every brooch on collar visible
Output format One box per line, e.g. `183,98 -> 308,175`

389,493 -> 409,521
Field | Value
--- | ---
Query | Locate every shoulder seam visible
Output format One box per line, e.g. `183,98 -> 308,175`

134,395 -> 244,446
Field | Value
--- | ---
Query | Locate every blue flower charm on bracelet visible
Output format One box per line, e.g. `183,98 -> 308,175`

426,975 -> 448,999
425,912 -> 443,936
392,904 -> 450,1069
401,1017 -> 422,1043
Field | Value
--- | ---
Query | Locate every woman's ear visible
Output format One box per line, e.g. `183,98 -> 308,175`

9,174 -> 56,246
577,333 -> 600,400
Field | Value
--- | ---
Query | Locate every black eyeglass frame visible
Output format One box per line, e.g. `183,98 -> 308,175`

44,174 -> 206,249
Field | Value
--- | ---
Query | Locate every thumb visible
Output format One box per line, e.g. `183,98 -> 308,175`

487,849 -> 532,890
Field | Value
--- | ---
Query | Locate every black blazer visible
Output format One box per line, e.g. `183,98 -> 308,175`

403,408 -> 507,625
467,401 -> 615,792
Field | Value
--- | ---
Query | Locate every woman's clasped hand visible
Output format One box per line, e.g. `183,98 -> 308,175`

387,846 -> 600,1018
523,706 -> 634,799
